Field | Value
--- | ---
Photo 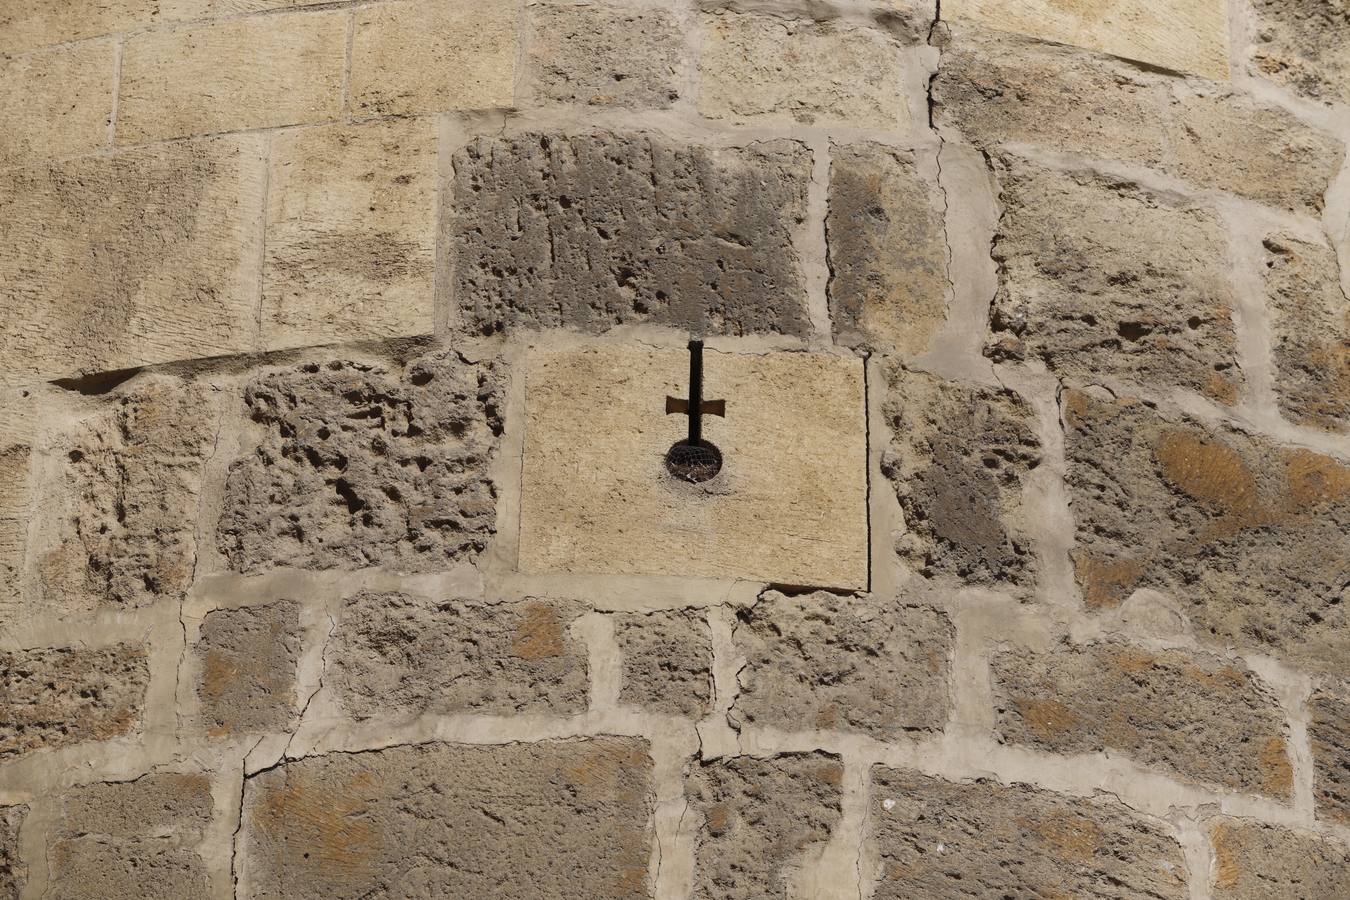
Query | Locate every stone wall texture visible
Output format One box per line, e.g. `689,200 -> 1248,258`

0,1 -> 1347,898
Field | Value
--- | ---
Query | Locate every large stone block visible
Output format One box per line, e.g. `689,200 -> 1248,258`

263,119 -> 437,352
241,738 -> 653,898
0,806 -> 24,900
451,132 -> 811,337
118,10 -> 346,143
1062,390 -> 1350,674
517,346 -> 867,589
351,0 -> 517,117
1249,0 -> 1350,105
0,137 -> 265,385
730,591 -> 951,739
1,644 -> 148,760
196,601 -> 301,737
328,593 -> 588,720
882,365 -> 1042,590
987,160 -> 1240,403
993,643 -> 1291,797
686,752 -> 844,900
1310,686 -> 1350,826
0,42 -> 114,164
868,769 -> 1187,899
827,143 -> 948,354
219,353 -> 501,573
1209,820 -> 1350,899
0,2 -> 158,54
613,608 -> 712,718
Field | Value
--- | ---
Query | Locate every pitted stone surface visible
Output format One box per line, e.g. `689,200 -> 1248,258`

219,353 -> 501,573
526,1 -> 682,108
1250,0 -> 1350,105
686,752 -> 844,900
1209,820 -> 1350,899
993,643 -> 1292,797
452,132 -> 811,337
869,769 -> 1188,899
196,601 -> 301,737
241,738 -> 654,899
0,806 -> 24,900
328,592 -> 588,720
883,364 -> 1041,589
731,591 -> 951,739
1062,390 -> 1350,674
1310,686 -> 1350,826
614,608 -> 712,718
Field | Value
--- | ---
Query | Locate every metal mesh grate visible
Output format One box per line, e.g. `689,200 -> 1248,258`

665,440 -> 722,483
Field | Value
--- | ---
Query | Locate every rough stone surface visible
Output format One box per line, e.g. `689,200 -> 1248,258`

613,608 -> 712,718
328,592 -> 588,720
1,644 -> 149,759
992,643 -> 1292,797
1310,686 -> 1350,826
1250,0 -> 1350,105
869,769 -> 1188,899
987,160 -> 1240,404
263,119 -> 437,352
351,0 -> 517,117
0,42 -> 114,164
452,132 -> 811,337
518,346 -> 867,589
1263,233 -> 1350,433
0,805 -> 24,900
0,392 -> 33,618
0,137 -> 265,385
196,601 -> 301,737
117,11 -> 346,143
526,1 -> 682,108
1062,390 -> 1350,674
1209,820 -> 1350,899
48,774 -> 213,900
242,738 -> 653,899
882,364 -> 1042,589
219,353 -> 501,573
827,143 -> 948,354
686,752 -> 844,900
698,11 -> 908,130
0,2 -> 158,54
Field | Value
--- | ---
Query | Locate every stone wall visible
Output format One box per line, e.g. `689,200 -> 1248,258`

1,1 -> 1348,898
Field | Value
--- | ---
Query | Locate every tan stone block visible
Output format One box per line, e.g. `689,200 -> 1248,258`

1311,687 -> 1350,826
613,608 -> 712,718
0,137 -> 265,385
518,345 -> 868,589
946,0 -> 1229,80
195,601 -> 302,736
351,0 -> 518,117
698,10 -> 908,131
0,2 -> 159,55
1249,0 -> 1350,106
1209,820 -> 1350,899
117,10 -> 346,143
0,41 -> 114,164
0,388 -> 34,619
262,119 -> 437,352
0,805 -> 25,899
163,0 -> 338,18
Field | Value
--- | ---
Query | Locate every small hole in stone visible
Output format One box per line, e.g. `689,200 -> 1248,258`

665,440 -> 722,483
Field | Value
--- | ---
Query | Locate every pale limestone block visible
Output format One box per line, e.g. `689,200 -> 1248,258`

0,1 -> 160,55
0,41 -> 114,164
163,0 -> 340,17
262,118 -> 437,352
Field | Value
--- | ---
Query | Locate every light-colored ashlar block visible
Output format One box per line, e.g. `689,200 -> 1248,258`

518,344 -> 868,589
0,2 -> 160,55
0,41 -> 115,164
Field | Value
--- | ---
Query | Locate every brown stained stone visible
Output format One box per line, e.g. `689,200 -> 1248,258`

686,753 -> 844,900
1250,0 -> 1350,106
241,738 -> 653,899
992,643 -> 1292,798
1209,819 -> 1350,899
196,601 -> 302,737
869,769 -> 1188,899
1063,390 -> 1350,674
1310,686 -> 1350,826
0,42 -> 115,165
328,593 -> 587,720
730,591 -> 952,739
0,645 -> 148,760
0,806 -> 25,900
613,608 -> 712,718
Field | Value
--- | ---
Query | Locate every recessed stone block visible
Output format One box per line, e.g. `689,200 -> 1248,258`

613,608 -> 712,718
0,42 -> 114,165
196,601 -> 302,737
1209,820 -> 1350,899
518,345 -> 867,589
1310,687 -> 1350,826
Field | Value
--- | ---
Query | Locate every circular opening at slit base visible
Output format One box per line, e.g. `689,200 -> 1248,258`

665,440 -> 722,483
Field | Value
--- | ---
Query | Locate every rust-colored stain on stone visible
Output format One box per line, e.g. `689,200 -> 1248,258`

1020,809 -> 1105,862
1014,697 -> 1082,739
255,773 -> 379,877
1155,429 -> 1263,523
1073,550 -> 1147,610
511,601 -> 566,660
1210,822 -> 1241,889
1258,735 -> 1294,798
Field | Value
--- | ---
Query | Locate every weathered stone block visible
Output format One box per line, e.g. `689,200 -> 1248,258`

1310,687 -> 1350,826
328,592 -> 587,719
0,2 -> 157,54
118,11 -> 346,143
0,806 -> 24,900
987,160 -> 1240,403
452,132 -> 811,336
1,644 -> 148,759
827,143 -> 948,354
882,365 -> 1041,589
0,390 -> 32,617
525,1 -> 682,108
869,769 -> 1187,899
0,42 -> 113,164
731,591 -> 951,738
351,0 -> 517,117
1062,390 -> 1350,674
1250,0 -> 1350,105
518,346 -> 867,589
263,119 -> 437,352
698,11 -> 908,130
686,753 -> 843,900
1263,234 -> 1350,432
614,608 -> 711,718
242,738 -> 653,898
1210,820 -> 1350,899
219,353 -> 501,573
993,643 -> 1291,797
196,601 -> 301,737
0,137 -> 265,385
48,774 -> 213,900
